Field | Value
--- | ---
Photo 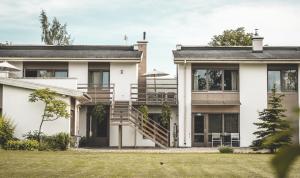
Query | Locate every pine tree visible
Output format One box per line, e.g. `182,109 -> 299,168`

251,86 -> 292,153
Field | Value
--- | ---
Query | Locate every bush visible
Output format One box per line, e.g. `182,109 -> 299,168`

0,115 -> 15,147
5,140 -> 39,150
42,132 -> 70,150
219,146 -> 234,153
23,130 -> 45,141
79,136 -> 87,147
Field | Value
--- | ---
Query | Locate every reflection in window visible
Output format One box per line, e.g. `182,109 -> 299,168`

224,114 -> 239,133
224,70 -> 238,91
282,69 -> 297,91
193,70 -> 207,90
267,68 -> 297,92
208,114 -> 222,133
268,70 -> 281,91
207,70 -> 222,90
25,69 -> 68,78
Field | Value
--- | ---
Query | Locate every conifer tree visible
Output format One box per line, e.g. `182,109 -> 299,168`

251,86 -> 292,153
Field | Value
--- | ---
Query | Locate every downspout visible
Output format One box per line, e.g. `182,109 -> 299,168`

183,59 -> 187,145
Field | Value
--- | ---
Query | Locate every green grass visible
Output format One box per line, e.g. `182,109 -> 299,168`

0,150 -> 300,178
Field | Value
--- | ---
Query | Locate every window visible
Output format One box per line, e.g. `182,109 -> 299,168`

89,71 -> 110,88
208,114 -> 222,133
224,70 -> 238,90
267,66 -> 297,92
207,70 -> 222,90
224,114 -> 239,133
192,69 -> 238,91
25,69 -> 68,78
268,70 -> 281,91
193,69 -> 207,90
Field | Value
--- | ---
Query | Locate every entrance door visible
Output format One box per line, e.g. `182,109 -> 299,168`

192,114 -> 206,147
86,106 -> 109,147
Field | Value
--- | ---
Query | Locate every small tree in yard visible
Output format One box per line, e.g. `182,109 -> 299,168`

251,86 -> 292,153
29,88 -> 69,142
161,102 -> 172,128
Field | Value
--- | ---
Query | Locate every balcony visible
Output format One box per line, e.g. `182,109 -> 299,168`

130,81 -> 178,105
77,83 -> 115,104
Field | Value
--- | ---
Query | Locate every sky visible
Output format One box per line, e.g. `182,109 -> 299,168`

0,0 -> 300,75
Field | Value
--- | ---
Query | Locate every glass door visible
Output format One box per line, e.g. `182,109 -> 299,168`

192,114 -> 205,147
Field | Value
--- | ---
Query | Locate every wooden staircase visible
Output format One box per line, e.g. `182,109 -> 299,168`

111,101 -> 169,148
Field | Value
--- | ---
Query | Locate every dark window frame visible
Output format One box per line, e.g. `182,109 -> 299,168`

24,69 -> 68,78
192,68 -> 239,92
267,65 -> 298,92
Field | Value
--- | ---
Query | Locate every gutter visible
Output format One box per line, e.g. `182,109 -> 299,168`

183,59 -> 187,145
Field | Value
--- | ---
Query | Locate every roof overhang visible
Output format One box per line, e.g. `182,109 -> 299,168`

0,57 -> 141,63
174,58 -> 300,64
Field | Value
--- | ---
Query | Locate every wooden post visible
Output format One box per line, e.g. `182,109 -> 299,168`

118,111 -> 123,149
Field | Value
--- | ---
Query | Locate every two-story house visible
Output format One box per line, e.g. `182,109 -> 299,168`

174,34 -> 300,147
0,36 -> 177,148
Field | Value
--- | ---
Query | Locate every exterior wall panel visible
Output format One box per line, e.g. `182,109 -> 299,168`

240,64 -> 267,147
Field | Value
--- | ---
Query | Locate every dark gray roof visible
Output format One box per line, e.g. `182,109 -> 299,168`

173,46 -> 300,61
0,45 -> 142,59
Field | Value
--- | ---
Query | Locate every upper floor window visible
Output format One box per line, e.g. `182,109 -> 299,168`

25,69 -> 68,78
89,70 -> 110,88
193,69 -> 238,91
267,65 -> 297,92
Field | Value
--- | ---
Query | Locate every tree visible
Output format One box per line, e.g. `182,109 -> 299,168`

0,115 -> 15,146
138,105 -> 149,120
161,102 -> 172,128
40,10 -> 72,45
208,27 -> 253,46
29,88 -> 69,142
91,103 -> 107,124
251,86 -> 292,153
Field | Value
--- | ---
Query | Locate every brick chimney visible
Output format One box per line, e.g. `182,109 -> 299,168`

252,29 -> 264,52
137,32 -> 148,90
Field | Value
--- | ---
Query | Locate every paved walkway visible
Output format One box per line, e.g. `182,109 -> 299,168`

73,147 -> 257,153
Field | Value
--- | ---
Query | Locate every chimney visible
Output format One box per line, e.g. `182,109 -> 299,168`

252,29 -> 264,52
137,32 -> 148,92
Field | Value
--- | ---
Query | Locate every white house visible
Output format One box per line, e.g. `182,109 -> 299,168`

0,36 -> 177,148
173,34 -> 300,147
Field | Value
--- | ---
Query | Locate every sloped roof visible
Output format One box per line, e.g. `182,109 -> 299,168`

0,45 -> 142,61
0,78 -> 91,102
173,46 -> 300,63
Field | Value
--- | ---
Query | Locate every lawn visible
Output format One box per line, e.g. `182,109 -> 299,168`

0,150 -> 300,178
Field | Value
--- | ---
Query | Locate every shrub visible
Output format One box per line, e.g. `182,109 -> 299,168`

42,132 -> 70,150
0,115 -> 15,147
219,146 -> 234,153
23,130 -> 44,141
79,136 -> 87,147
5,140 -> 39,150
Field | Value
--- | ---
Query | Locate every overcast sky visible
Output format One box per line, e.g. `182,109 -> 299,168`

0,0 -> 300,75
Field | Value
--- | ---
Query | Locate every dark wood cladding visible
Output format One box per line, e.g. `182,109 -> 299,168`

23,62 -> 68,70
192,105 -> 240,113
192,63 -> 239,70
192,92 -> 240,106
88,62 -> 110,70
267,92 -> 299,144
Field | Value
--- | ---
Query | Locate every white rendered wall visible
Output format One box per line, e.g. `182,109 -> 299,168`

78,106 -> 87,137
19,78 -> 77,90
2,85 -> 70,138
177,63 -> 192,147
240,64 -> 267,147
110,63 -> 138,100
68,62 -> 88,85
298,64 -> 300,144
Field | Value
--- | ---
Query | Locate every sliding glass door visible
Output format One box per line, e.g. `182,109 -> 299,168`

192,113 -> 239,147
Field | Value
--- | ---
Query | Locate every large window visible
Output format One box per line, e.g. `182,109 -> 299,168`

89,70 -> 110,88
268,66 -> 297,92
193,69 -> 238,91
25,69 -> 68,78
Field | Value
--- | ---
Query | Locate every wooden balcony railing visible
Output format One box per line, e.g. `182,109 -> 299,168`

130,83 -> 178,105
77,83 -> 115,104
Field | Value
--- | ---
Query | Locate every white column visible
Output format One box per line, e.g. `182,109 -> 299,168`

178,63 -> 192,147
240,64 -> 267,147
